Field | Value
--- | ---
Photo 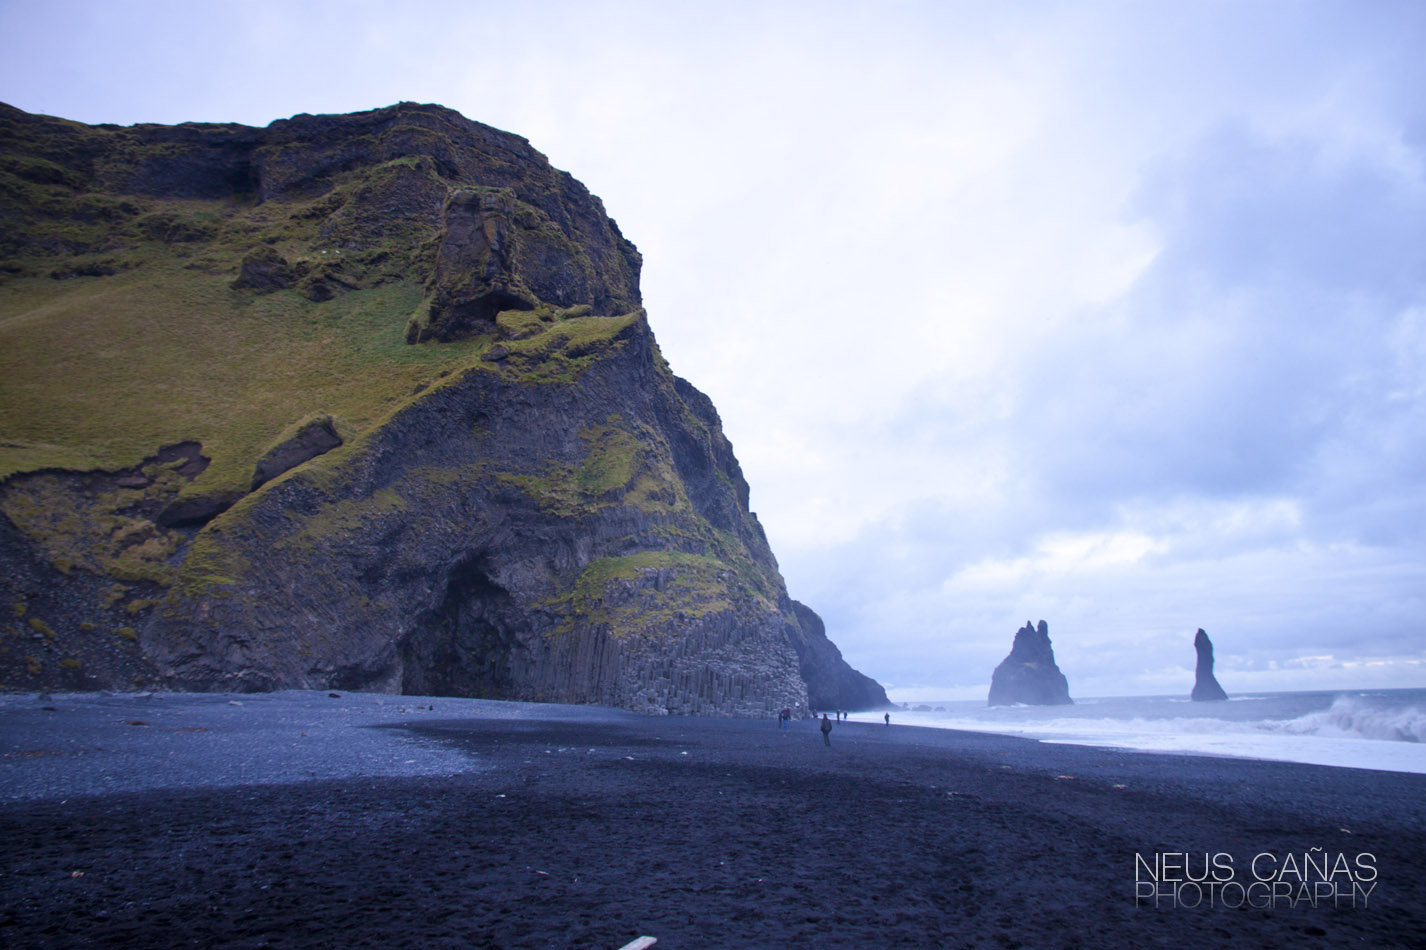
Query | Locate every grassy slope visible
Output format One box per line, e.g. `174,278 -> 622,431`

0,226 -> 485,498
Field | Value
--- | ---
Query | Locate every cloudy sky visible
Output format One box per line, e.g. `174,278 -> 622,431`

4,0 -> 1423,699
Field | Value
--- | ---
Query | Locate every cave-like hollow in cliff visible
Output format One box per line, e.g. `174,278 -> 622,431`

400,552 -> 523,698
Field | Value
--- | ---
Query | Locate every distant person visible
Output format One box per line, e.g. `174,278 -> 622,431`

884,712 -> 891,726
820,714 -> 833,746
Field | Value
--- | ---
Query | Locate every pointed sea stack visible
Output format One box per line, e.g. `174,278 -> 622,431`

1190,628 -> 1228,701
987,620 -> 1073,706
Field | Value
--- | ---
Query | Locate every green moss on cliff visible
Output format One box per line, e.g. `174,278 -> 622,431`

545,551 -> 748,640
0,475 -> 178,585
493,412 -> 688,520
279,487 -> 409,551
173,528 -> 250,596
490,310 -> 643,385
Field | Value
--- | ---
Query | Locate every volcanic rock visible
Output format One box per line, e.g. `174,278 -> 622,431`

787,601 -> 889,711
0,101 -> 881,716
233,246 -> 296,292
1190,628 -> 1228,702
250,416 -> 343,490
987,620 -> 1073,706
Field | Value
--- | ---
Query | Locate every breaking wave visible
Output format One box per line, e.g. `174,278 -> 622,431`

1274,694 -> 1426,743
875,688 -> 1426,773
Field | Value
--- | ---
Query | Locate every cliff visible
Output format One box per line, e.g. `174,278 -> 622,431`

0,102 -> 887,715
987,620 -> 1073,706
787,601 -> 889,711
1190,628 -> 1228,702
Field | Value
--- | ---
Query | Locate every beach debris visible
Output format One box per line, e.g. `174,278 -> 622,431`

228,701 -> 242,706
328,692 -> 341,698
618,938 -> 657,950
1054,775 -> 1075,780
1340,828 -> 1352,835
124,720 -> 150,726
1113,784 -> 1127,790
70,870 -> 84,878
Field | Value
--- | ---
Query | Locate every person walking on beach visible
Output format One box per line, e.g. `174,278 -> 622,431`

820,713 -> 833,746
884,712 -> 891,726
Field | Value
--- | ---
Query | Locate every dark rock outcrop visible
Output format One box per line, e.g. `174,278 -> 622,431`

987,620 -> 1073,706
233,246 -> 295,292
0,103 -> 881,716
155,490 -> 246,529
419,188 -> 640,342
1190,628 -> 1228,701
787,601 -> 889,711
250,416 -> 343,490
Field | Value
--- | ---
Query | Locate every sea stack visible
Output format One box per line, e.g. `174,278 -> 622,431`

1190,628 -> 1228,701
987,620 -> 1073,706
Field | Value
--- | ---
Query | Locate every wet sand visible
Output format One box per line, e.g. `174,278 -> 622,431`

3,692 -> 1424,948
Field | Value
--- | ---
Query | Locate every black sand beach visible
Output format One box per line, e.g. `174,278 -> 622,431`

3,693 -> 1424,948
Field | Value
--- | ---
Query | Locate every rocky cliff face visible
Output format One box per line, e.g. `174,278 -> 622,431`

1190,628 -> 1228,702
0,102 -> 887,715
987,620 -> 1073,706
787,601 -> 888,711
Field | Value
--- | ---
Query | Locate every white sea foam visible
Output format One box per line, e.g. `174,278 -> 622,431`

1272,694 -> 1426,743
862,689 -> 1426,774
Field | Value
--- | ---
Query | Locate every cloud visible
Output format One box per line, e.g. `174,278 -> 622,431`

783,64 -> 1426,693
1,0 -> 1423,695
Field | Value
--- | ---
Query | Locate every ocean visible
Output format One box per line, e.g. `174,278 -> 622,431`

857,688 -> 1426,774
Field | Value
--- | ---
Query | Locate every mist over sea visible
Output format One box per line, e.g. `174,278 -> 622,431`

862,689 -> 1426,774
